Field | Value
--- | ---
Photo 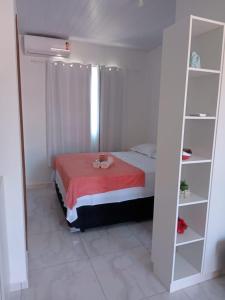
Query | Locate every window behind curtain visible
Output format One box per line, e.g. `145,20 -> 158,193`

90,66 -> 100,152
90,65 -> 124,152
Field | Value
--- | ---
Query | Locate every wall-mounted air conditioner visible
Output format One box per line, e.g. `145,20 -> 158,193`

23,35 -> 71,57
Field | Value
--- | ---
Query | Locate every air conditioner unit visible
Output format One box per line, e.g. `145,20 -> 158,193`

23,35 -> 71,57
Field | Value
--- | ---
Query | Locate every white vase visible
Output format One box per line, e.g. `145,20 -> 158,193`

180,190 -> 191,199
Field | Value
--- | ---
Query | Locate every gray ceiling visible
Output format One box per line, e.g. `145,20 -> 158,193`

16,0 -> 176,50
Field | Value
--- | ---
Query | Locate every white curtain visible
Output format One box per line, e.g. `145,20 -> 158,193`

100,67 -> 124,151
46,61 -> 92,165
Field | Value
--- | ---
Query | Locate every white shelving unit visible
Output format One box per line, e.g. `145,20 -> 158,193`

152,16 -> 225,292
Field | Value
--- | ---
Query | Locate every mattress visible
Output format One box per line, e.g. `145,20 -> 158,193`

55,151 -> 155,223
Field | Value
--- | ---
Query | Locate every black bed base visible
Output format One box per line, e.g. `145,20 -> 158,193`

55,183 -> 154,232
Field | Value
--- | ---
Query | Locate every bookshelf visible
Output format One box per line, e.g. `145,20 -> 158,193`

152,16 -> 225,292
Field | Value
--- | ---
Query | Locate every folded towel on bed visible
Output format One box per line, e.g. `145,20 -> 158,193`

101,156 -> 113,168
93,156 -> 114,169
93,160 -> 101,168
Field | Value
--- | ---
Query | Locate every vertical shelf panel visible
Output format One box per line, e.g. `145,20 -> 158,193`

153,15 -> 224,292
152,16 -> 192,289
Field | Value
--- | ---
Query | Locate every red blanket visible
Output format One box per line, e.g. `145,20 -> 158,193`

54,153 -> 145,209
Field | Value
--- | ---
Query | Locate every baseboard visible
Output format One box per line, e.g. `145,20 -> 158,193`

9,252 -> 29,292
170,270 -> 224,292
25,250 -> 29,289
26,182 -> 53,190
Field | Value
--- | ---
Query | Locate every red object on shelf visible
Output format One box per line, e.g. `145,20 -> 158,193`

182,148 -> 192,161
177,217 -> 188,234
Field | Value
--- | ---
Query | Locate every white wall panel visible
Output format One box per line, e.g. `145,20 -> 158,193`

0,0 -> 28,291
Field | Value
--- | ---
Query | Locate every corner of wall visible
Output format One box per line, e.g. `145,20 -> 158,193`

175,0 -> 225,23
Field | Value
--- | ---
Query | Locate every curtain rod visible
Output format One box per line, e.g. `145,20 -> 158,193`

51,62 -> 121,71
50,57 -> 121,69
29,57 -> 142,72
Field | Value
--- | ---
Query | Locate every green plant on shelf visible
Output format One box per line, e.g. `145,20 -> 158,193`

180,180 -> 189,192
180,180 -> 190,199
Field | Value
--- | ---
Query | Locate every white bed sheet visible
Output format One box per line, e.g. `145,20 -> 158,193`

55,151 -> 155,223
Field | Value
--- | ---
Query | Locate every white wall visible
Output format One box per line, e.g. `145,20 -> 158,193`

145,46 -> 162,144
20,39 -> 152,186
0,178 -> 8,299
176,0 -> 225,22
20,55 -> 51,185
0,0 -> 28,292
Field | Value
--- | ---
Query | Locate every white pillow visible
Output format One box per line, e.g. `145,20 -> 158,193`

130,143 -> 156,157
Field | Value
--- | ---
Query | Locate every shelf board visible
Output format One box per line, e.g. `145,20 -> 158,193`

185,116 -> 216,120
191,17 -> 224,37
179,193 -> 208,206
176,227 -> 204,246
189,67 -> 220,77
174,253 -> 199,281
182,155 -> 211,165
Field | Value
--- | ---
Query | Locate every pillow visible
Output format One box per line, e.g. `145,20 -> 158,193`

130,143 -> 156,157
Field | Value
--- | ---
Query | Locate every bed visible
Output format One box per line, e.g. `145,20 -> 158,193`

54,149 -> 156,232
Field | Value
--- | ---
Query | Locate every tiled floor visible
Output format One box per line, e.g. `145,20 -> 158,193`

11,186 -> 225,300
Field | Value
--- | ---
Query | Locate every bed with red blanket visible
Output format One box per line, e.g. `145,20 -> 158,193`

54,151 -> 155,231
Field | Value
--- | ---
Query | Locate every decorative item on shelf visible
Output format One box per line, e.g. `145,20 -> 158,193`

182,148 -> 192,160
177,217 -> 188,234
92,155 -> 114,169
180,180 -> 191,199
189,113 -> 208,117
190,51 -> 201,68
